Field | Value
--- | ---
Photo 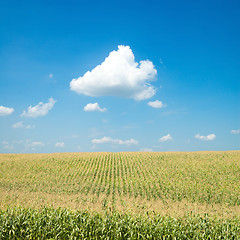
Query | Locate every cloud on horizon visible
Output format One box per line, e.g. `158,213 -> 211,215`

0,106 -> 14,116
84,103 -> 107,112
2,141 -> 14,150
92,136 -> 138,145
195,133 -> 216,141
21,98 -> 56,118
140,148 -> 153,152
30,141 -> 44,147
70,45 -> 157,100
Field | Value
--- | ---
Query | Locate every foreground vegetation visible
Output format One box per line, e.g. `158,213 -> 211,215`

1,207 -> 240,239
0,151 -> 240,238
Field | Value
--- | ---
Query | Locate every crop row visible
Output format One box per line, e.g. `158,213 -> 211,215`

0,151 -> 239,207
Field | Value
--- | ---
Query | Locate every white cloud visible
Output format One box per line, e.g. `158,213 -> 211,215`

92,136 -> 138,145
12,122 -> 34,129
49,73 -> 53,78
55,142 -> 65,148
70,45 -> 157,100
2,140 -> 44,152
195,133 -> 216,141
147,100 -> 166,108
21,97 -> 56,118
159,134 -> 173,142
0,106 -> 14,116
25,124 -> 35,129
31,141 -> 44,147
84,102 -> 107,112
2,141 -> 14,150
231,129 -> 240,134
140,148 -> 153,152
12,122 -> 24,128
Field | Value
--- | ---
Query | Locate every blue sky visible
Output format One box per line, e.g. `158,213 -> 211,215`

0,0 -> 239,153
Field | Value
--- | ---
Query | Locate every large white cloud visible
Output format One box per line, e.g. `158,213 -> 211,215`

21,98 -> 56,118
159,134 -> 173,142
231,129 -> 240,134
70,45 -> 157,100
92,136 -> 138,145
195,133 -> 216,141
0,106 -> 14,116
84,102 -> 107,112
148,100 -> 166,108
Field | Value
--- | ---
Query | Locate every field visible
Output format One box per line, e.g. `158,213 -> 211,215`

0,151 -> 240,238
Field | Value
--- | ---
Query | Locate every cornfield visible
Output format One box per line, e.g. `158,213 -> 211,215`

0,207 -> 239,239
0,151 -> 240,238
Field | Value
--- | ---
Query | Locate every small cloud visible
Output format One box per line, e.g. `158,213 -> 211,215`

55,142 -> 65,148
21,97 -> 56,118
12,122 -> 24,128
2,141 -> 14,150
0,106 -> 14,116
70,45 -> 157,101
231,129 -> 240,134
31,141 -> 44,147
84,103 -> 107,112
49,73 -> 53,78
25,124 -> 35,129
159,58 -> 163,65
159,134 -> 173,142
12,122 -> 34,129
195,133 -> 216,141
148,100 -> 166,108
140,148 -> 153,152
92,136 -> 138,145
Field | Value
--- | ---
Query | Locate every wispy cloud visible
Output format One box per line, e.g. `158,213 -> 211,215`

140,148 -> 153,152
0,106 -> 14,116
55,142 -> 65,148
12,121 -> 34,129
92,136 -> 138,145
148,100 -> 166,108
30,141 -> 44,147
21,97 -> 56,118
2,141 -> 14,150
159,134 -> 173,142
70,45 -> 157,100
84,103 -> 107,112
195,133 -> 216,141
231,129 -> 240,134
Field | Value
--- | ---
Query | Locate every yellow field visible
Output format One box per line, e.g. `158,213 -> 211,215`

0,151 -> 239,217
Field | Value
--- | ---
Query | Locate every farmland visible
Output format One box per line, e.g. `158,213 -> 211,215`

0,151 -> 240,238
